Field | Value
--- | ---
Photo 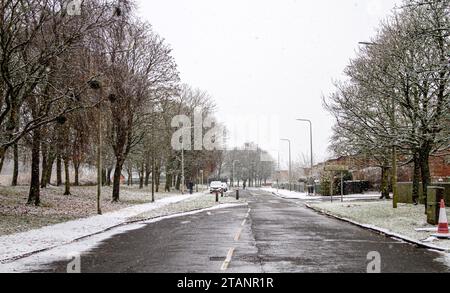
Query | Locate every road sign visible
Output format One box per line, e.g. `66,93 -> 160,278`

324,165 -> 349,203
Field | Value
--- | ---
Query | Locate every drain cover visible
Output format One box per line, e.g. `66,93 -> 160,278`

209,256 -> 226,262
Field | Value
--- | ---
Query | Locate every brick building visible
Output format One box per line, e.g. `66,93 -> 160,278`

395,150 -> 450,182
313,149 -> 450,185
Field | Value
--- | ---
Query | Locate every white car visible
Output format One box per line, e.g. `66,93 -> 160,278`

209,181 -> 224,193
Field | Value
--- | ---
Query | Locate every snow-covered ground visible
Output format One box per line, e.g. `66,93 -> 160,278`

0,185 -> 187,235
307,201 -> 450,251
262,187 -> 382,201
130,192 -> 243,221
260,187 -> 319,200
0,191 -> 231,263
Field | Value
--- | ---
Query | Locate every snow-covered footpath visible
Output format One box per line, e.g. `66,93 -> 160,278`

260,188 -> 319,200
0,192 -> 207,263
262,187 -> 382,201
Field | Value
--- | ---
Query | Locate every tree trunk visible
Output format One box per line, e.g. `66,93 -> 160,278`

56,154 -> 62,186
63,158 -> 71,195
27,129 -> 41,206
45,151 -> 56,186
144,163 -> 150,187
420,149 -> 431,214
107,167 -> 113,186
102,168 -> 107,186
412,153 -> 421,205
11,143 -> 19,186
139,161 -> 144,189
40,142 -> 48,188
0,147 -> 5,175
127,168 -> 132,186
112,159 -> 124,202
380,166 -> 390,199
155,165 -> 160,192
74,163 -> 80,186
176,174 -> 181,191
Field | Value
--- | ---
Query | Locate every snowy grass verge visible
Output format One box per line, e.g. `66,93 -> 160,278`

0,191 -> 209,263
306,201 -> 450,251
0,185 -> 183,236
129,193 -> 245,222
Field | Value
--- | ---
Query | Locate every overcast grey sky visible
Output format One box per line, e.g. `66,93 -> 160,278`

136,0 -> 402,168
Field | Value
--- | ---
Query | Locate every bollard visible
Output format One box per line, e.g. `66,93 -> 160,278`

236,189 -> 240,200
215,191 -> 219,203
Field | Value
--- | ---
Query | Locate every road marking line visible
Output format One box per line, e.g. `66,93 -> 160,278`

220,248 -> 235,271
234,228 -> 243,241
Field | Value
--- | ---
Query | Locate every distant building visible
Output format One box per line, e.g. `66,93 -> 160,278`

273,170 -> 289,183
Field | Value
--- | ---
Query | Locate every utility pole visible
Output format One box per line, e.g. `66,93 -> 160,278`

181,138 -> 185,195
151,156 -> 155,202
96,91 -> 103,215
391,96 -> 398,209
277,151 -> 280,192
281,139 -> 292,191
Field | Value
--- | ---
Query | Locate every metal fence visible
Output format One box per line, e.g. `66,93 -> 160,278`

272,183 -> 305,193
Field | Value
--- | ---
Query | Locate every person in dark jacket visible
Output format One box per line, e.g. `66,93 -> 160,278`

187,181 -> 194,194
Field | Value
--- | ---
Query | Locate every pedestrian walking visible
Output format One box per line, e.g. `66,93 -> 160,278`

188,180 -> 194,194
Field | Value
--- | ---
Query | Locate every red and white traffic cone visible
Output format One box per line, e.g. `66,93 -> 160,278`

437,199 -> 449,235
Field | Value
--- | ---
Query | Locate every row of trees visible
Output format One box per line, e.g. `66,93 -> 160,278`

325,0 -> 449,207
222,143 -> 275,187
0,0 -> 224,205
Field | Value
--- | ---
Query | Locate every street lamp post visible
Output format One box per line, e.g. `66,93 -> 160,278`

297,119 -> 314,195
92,82 -> 104,215
277,151 -> 280,192
281,139 -> 292,191
181,138 -> 185,194
97,101 -> 102,215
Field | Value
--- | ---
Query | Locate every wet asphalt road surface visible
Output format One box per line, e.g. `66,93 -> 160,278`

37,189 -> 449,273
